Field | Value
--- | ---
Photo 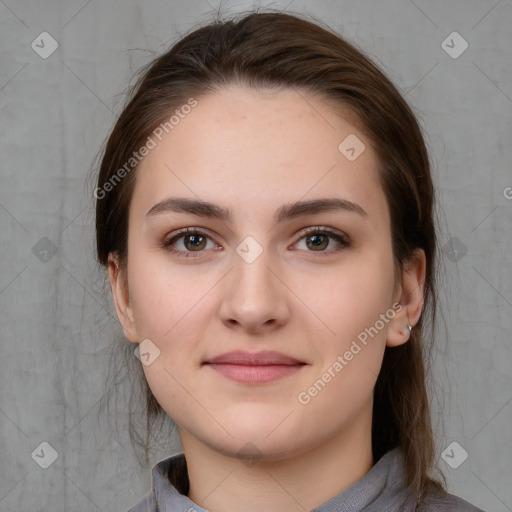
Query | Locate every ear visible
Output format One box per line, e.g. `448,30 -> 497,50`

386,249 -> 426,347
107,252 -> 139,343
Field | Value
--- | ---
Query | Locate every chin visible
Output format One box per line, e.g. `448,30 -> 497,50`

209,434 -> 304,462
199,417 -> 312,461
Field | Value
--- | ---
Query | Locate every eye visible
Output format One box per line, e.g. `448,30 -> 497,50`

162,228 -> 219,258
293,226 -> 350,254
162,225 -> 350,259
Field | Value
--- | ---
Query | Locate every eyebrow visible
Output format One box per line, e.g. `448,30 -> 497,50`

145,196 -> 367,223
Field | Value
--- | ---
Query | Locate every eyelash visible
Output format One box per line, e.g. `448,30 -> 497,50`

161,226 -> 350,259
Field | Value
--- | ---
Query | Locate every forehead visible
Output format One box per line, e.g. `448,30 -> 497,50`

131,86 -> 387,227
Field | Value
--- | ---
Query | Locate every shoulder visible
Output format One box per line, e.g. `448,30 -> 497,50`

124,452 -> 187,512
417,489 -> 486,511
124,491 -> 157,512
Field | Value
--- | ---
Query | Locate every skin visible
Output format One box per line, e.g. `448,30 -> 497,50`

108,85 -> 425,512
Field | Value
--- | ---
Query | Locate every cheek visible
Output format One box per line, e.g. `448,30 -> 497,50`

315,252 -> 396,341
304,252 -> 395,399
127,245 -> 206,338
127,246 -> 213,394
295,261 -> 394,429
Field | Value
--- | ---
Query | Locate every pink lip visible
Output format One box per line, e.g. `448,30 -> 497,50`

203,350 -> 306,384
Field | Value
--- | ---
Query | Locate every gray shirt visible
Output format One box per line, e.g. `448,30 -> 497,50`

126,447 -> 485,511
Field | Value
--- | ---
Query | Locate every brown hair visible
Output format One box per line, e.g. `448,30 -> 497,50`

95,9 -> 445,502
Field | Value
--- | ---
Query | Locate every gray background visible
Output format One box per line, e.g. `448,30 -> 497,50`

1,0 -> 511,511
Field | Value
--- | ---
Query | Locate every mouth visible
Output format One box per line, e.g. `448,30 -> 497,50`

203,350 -> 307,384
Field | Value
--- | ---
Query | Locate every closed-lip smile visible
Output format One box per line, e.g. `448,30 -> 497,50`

203,350 -> 307,384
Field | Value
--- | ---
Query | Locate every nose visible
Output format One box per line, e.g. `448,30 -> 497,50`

218,246 -> 291,334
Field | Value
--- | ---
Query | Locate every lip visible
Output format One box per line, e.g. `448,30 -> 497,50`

203,350 -> 307,384
205,350 -> 305,365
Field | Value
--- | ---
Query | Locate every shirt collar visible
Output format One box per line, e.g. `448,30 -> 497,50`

149,447 -> 416,512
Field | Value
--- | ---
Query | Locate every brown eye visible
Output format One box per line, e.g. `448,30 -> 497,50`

295,227 -> 350,254
305,233 -> 330,251
182,233 -> 207,251
163,228 -> 217,258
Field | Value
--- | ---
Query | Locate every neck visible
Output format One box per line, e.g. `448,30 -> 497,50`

179,407 -> 374,512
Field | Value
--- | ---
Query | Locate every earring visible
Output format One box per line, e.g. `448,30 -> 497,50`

406,324 -> 413,335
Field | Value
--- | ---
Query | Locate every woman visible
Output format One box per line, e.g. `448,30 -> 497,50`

95,10 -> 485,512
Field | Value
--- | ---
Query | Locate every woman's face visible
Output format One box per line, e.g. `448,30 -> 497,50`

111,86 -> 409,460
